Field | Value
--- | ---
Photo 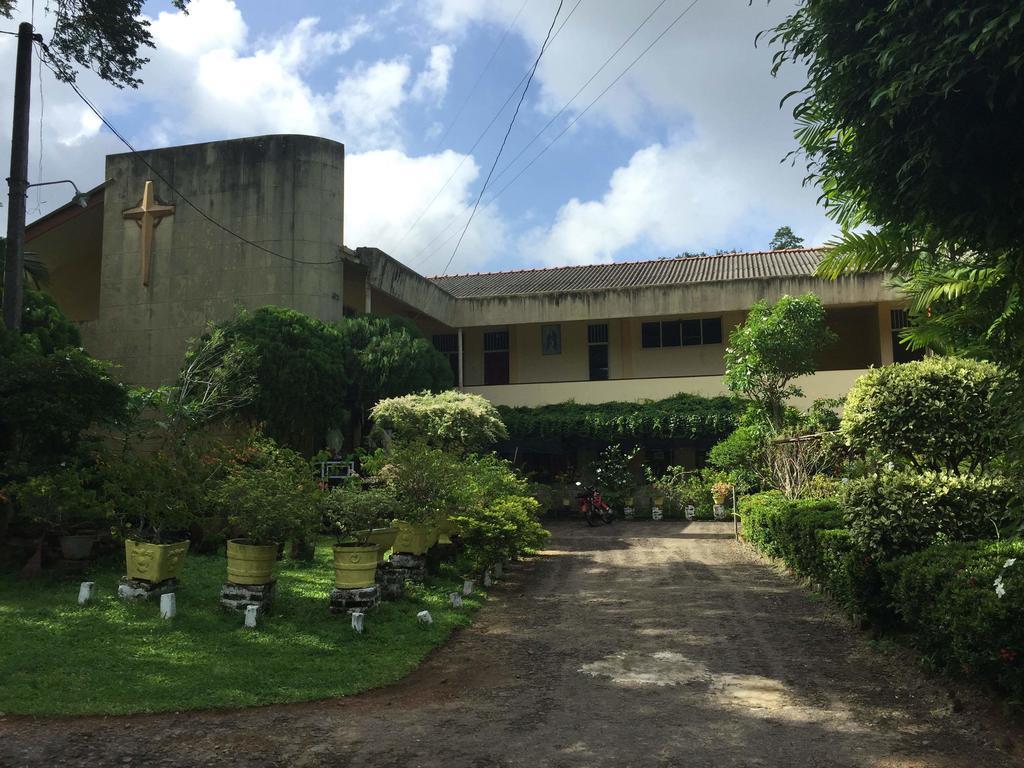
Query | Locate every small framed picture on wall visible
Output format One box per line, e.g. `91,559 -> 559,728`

541,324 -> 561,355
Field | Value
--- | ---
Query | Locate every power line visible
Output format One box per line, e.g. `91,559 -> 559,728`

429,0 -> 531,154
441,0 -> 566,275
36,46 -> 344,267
393,0 -> 584,251
416,0 -> 704,271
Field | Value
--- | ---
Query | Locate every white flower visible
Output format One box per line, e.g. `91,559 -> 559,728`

1004,558 -> 1017,569
996,583 -> 1007,599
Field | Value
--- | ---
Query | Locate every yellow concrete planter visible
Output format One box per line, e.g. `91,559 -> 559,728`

226,539 -> 278,585
392,521 -> 436,555
332,545 -> 379,588
357,527 -> 400,562
436,517 -> 459,545
124,539 -> 189,583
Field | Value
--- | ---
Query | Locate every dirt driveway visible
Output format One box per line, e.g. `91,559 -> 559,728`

1,521 -> 1020,767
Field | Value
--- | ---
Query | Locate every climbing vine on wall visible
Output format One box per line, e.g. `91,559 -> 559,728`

497,393 -> 742,444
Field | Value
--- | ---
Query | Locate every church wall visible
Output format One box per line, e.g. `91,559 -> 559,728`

90,135 -> 346,386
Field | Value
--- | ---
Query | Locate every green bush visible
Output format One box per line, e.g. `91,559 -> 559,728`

843,470 -> 1018,562
7,465 -> 110,534
321,481 -> 399,544
883,540 -> 1024,698
206,434 -> 320,546
707,423 -> 768,491
842,357 -> 1014,473
364,441 -> 466,527
739,491 -> 843,576
815,528 -> 885,617
591,443 -> 639,509
453,494 -> 547,575
102,450 -> 200,544
370,390 -> 507,453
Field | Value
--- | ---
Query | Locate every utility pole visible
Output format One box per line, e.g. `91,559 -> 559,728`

3,22 -> 35,332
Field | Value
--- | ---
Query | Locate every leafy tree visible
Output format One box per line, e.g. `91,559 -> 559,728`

769,226 -> 804,251
178,307 -> 452,454
724,293 -> 837,430
767,1 -> 1024,365
0,0 -> 190,88
336,315 -> 453,447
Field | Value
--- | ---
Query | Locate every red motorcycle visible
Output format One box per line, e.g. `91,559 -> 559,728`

576,482 -> 614,526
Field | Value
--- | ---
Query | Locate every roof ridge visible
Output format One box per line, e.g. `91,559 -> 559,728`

427,246 -> 826,280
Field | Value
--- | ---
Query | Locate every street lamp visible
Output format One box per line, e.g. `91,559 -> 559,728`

26,179 -> 90,208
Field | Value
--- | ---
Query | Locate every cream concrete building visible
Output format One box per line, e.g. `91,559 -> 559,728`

28,134 -> 912,408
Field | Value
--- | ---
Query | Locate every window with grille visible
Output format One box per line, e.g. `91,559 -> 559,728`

483,329 -> 510,385
588,323 -> 609,381
642,317 -> 723,348
432,333 -> 459,382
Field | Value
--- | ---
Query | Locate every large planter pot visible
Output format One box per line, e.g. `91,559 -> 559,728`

357,527 -> 400,562
332,545 -> 379,588
226,539 -> 278,585
392,521 -> 436,555
125,539 -> 190,583
436,517 -> 459,545
61,533 -> 96,561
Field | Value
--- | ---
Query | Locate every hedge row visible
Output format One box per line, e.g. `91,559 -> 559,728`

741,492 -> 1024,698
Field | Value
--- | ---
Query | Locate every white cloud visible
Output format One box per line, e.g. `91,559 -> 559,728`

332,59 -> 412,149
412,44 -> 455,102
345,149 -> 506,275
422,0 -> 836,256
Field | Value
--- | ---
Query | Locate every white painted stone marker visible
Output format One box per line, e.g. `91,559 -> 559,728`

351,611 -> 365,633
416,610 -> 433,624
483,570 -> 493,588
449,592 -> 463,608
462,579 -> 474,596
244,604 -> 258,628
159,593 -> 176,620
78,581 -> 95,605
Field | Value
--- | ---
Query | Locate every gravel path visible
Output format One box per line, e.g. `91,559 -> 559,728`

1,521 -> 1020,767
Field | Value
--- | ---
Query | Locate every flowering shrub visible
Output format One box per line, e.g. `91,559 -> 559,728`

883,540 -> 1024,698
370,391 -> 507,453
591,444 -> 639,509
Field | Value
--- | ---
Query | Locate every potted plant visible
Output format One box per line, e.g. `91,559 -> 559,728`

10,467 -> 110,560
104,451 -> 196,582
209,436 -> 319,586
711,481 -> 732,506
323,481 -> 398,588
365,442 -> 459,555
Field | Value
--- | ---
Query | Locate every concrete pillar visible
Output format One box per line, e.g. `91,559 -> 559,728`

364,279 -> 372,314
457,328 -> 464,388
877,302 -> 894,366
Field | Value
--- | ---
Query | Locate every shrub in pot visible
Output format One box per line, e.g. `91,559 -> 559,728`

591,443 -> 639,511
322,481 -> 399,588
365,441 -> 464,554
103,451 -> 196,582
9,466 -> 110,560
208,435 -> 319,585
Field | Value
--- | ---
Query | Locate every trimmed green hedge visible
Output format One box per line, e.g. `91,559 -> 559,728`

498,393 -> 741,443
741,491 -> 1024,698
883,540 -> 1024,698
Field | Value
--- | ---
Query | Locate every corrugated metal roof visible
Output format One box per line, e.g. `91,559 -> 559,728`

428,248 -> 828,298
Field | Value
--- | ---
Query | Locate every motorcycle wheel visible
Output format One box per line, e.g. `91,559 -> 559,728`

602,510 -> 614,524
584,508 -> 599,527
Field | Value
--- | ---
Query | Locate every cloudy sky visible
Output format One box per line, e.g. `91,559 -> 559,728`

0,0 -> 833,275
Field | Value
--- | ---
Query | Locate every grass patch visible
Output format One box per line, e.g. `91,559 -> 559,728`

0,543 -> 482,716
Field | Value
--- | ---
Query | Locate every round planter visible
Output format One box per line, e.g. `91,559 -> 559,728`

392,521 -> 436,555
355,527 -> 400,562
652,495 -> 665,508
125,539 -> 190,583
60,533 -> 96,561
712,493 -> 729,506
226,539 -> 278,585
436,517 -> 459,545
332,544 -> 379,588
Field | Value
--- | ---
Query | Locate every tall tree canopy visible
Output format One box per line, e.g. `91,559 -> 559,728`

769,226 -> 804,251
177,307 -> 452,454
1,0 -> 189,88
769,1 -> 1024,364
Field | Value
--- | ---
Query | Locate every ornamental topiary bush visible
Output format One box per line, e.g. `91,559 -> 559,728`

843,470 -> 1018,562
842,357 -> 1015,474
739,491 -> 843,575
882,540 -> 1024,699
370,390 -> 507,453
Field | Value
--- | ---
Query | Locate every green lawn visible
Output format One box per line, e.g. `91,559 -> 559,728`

0,544 -> 482,716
